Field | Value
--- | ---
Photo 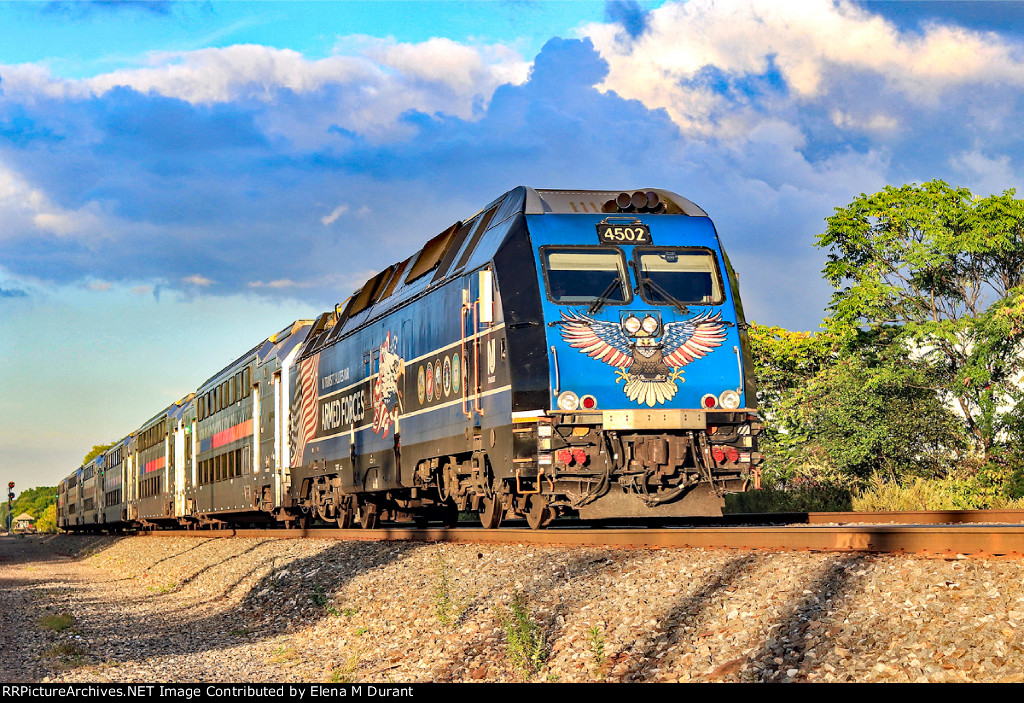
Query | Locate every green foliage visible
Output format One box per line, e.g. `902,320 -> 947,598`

818,180 -> 1024,457
498,589 -> 547,678
750,321 -> 965,485
852,473 -> 1024,511
35,504 -> 57,533
1,486 -> 57,531
745,181 -> 1024,501
725,481 -> 853,513
82,442 -> 117,466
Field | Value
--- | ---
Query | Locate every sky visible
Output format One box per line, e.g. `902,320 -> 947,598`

3,0 -> 1024,491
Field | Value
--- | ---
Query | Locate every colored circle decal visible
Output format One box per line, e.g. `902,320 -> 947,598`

425,363 -> 434,401
452,353 -> 461,394
417,366 -> 425,404
443,356 -> 452,397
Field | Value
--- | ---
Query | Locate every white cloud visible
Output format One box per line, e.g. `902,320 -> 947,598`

182,274 -> 214,286
581,0 -> 1024,136
248,278 -> 301,289
1,38 -> 530,143
0,162 -> 106,239
950,150 -> 1020,197
321,204 -> 348,226
830,110 -> 900,133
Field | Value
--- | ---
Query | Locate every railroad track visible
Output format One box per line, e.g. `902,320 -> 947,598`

125,509 -> 1024,557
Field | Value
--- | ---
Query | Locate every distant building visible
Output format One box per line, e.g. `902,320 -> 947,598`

13,512 -> 36,533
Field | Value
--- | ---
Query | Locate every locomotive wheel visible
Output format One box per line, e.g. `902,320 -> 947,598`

336,508 -> 354,529
525,495 -> 554,530
479,495 -> 503,529
360,504 -> 380,530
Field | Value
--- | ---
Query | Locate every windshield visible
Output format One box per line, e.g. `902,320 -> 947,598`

636,248 -> 723,305
542,247 -> 631,305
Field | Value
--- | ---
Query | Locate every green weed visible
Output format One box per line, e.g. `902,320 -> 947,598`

433,552 -> 469,629
587,624 -> 607,680
44,642 -> 87,658
497,589 -> 547,678
269,645 -> 299,663
313,583 -> 344,617
38,613 -> 75,632
329,654 -> 360,683
147,582 -> 177,594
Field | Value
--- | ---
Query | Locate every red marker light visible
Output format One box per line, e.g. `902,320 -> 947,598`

581,395 -> 597,410
712,447 -> 726,464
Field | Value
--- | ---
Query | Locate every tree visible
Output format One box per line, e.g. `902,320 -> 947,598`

0,486 -> 57,531
750,321 -> 965,483
82,442 -> 117,466
35,503 -> 57,533
818,180 -> 1024,458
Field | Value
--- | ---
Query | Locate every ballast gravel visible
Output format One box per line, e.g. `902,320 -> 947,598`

1,532 -> 1023,683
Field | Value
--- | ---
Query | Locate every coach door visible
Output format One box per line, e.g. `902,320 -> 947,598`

174,420 -> 186,517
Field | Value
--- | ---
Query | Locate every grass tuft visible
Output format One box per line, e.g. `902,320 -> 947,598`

38,613 -> 75,632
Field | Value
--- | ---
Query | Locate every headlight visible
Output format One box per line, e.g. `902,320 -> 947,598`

641,316 -> 659,334
719,390 -> 741,409
623,316 -> 641,334
557,391 -> 580,411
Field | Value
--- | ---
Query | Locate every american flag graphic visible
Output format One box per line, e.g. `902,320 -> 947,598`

291,352 -> 320,467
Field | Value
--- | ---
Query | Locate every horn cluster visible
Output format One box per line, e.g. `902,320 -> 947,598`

602,190 -> 666,214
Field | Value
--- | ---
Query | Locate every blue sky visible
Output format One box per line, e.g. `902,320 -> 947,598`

3,0 -> 1024,490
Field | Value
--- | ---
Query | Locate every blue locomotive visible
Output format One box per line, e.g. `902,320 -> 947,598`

57,187 -> 761,532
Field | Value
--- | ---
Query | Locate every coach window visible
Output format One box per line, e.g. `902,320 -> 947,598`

541,247 -> 631,306
634,247 -> 724,305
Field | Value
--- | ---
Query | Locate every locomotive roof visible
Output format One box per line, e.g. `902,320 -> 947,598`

527,188 -> 707,216
301,186 -> 707,358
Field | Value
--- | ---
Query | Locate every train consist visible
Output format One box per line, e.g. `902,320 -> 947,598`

57,187 -> 762,532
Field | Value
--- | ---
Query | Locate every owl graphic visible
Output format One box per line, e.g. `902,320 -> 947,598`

558,309 -> 727,407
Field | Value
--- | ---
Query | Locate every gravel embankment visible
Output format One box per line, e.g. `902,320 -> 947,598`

2,532 -> 1023,683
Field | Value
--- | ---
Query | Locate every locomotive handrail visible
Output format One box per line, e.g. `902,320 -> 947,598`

460,298 -> 484,416
461,302 -> 471,418
473,299 -> 483,415
551,345 -> 560,395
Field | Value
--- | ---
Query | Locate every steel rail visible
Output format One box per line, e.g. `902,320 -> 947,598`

133,522 -> 1024,556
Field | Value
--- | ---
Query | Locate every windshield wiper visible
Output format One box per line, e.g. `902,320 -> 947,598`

639,276 -> 691,315
588,277 -> 623,314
